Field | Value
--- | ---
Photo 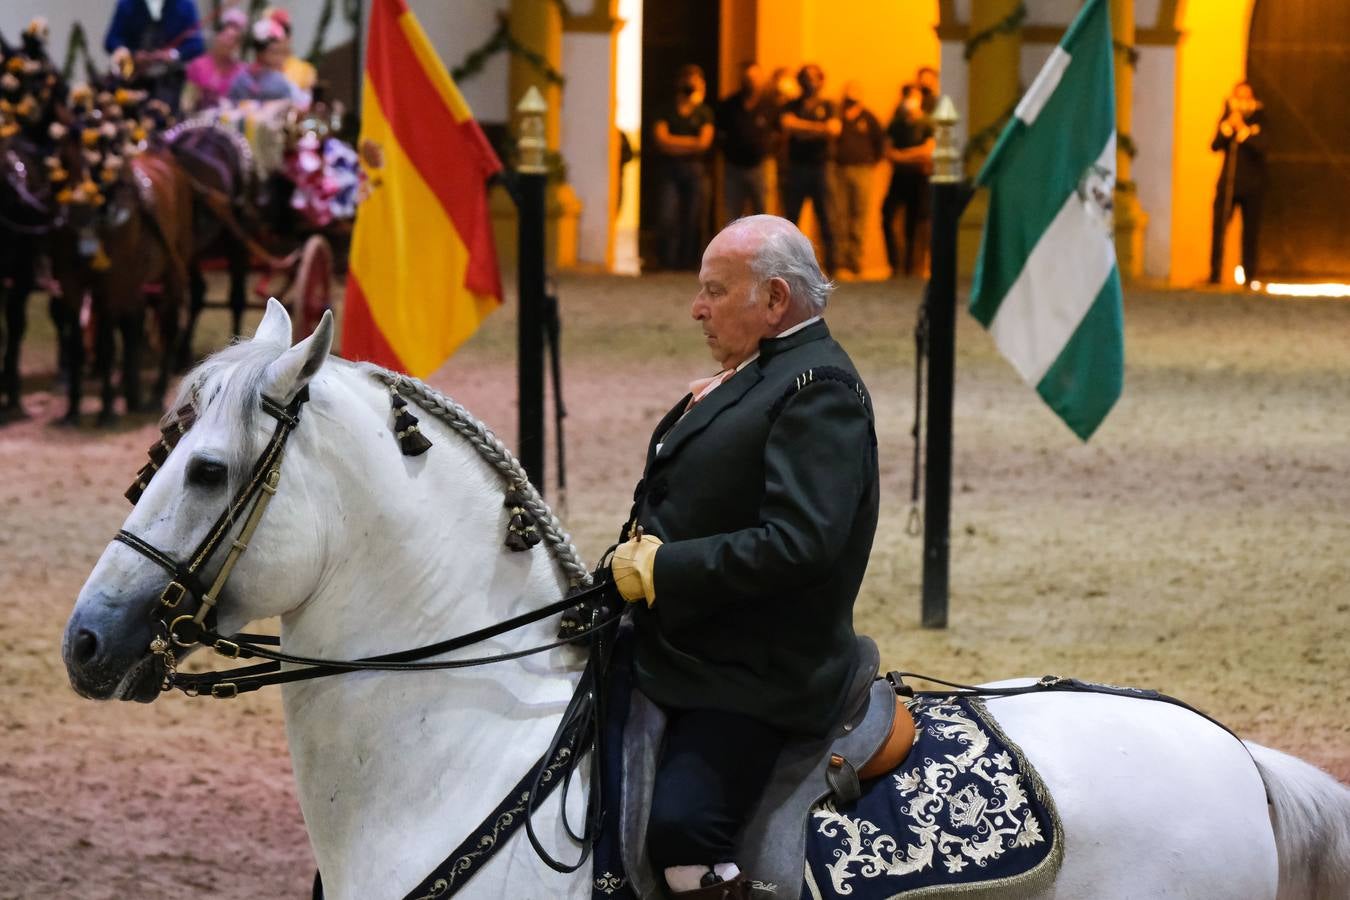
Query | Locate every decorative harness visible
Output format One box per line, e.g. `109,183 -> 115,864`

112,373 -> 623,896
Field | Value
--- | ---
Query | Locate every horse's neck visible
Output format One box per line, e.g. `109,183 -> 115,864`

277,371 -> 582,898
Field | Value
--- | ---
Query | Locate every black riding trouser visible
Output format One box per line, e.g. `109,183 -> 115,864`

1209,188 -> 1263,283
646,706 -> 785,869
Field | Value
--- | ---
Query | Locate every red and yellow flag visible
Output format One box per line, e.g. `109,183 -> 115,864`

343,0 -> 502,376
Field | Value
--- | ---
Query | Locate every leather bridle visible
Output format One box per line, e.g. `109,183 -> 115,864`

115,386 -> 312,690
112,384 -> 620,699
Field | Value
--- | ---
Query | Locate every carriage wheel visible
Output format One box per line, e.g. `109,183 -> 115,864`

289,235 -> 335,340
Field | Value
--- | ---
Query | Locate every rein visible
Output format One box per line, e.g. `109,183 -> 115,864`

114,374 -> 618,890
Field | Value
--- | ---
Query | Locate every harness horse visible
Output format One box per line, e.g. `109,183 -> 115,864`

62,302 -> 1350,899
48,142 -> 191,425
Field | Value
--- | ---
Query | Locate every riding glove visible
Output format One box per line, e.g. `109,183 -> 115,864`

612,533 -> 662,607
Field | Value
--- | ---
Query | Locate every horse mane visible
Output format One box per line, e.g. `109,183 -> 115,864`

167,343 -> 593,587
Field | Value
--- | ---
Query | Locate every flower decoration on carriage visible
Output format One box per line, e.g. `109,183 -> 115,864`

252,16 -> 288,46
110,47 -> 134,81
68,82 -> 94,113
23,17 -> 49,45
284,130 -> 366,228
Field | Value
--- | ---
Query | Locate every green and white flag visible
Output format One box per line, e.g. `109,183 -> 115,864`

970,0 -> 1124,441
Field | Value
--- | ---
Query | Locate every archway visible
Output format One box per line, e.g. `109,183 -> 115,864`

1246,0 -> 1350,280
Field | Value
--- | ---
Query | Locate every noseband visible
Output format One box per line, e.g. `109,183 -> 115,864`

115,386 -> 312,687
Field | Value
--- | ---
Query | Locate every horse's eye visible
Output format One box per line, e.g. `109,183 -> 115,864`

187,457 -> 228,489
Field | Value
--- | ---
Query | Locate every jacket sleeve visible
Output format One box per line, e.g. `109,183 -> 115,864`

173,4 -> 206,62
105,2 -> 135,53
652,379 -> 873,630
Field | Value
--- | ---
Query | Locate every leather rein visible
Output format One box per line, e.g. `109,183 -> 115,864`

113,383 -> 621,886
114,385 -> 619,699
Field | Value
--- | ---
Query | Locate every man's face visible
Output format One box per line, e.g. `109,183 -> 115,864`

797,66 -> 823,98
741,64 -> 763,95
918,69 -> 939,93
692,232 -> 773,369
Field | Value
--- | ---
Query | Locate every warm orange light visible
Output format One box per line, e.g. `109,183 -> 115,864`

1255,282 -> 1350,299
1234,265 -> 1246,286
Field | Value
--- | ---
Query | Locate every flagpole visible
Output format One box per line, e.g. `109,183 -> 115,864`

516,87 -> 549,492
921,96 -> 970,629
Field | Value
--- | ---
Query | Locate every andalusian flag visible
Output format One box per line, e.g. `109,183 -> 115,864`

969,0 -> 1123,441
343,0 -> 503,376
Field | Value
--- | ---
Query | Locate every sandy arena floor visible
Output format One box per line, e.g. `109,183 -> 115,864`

1,273 -> 1347,897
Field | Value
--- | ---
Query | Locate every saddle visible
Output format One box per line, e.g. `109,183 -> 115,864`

619,636 -> 916,898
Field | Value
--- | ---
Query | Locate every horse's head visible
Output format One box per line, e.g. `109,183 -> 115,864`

63,299 -> 334,701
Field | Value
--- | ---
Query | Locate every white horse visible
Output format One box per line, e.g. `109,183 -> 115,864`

63,301 -> 1350,900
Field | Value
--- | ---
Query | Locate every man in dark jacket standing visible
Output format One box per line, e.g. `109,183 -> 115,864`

832,80 -> 885,278
1209,81 -> 1266,285
715,62 -> 777,223
611,214 -> 880,899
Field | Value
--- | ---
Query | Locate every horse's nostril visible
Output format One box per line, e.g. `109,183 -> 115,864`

73,628 -> 100,665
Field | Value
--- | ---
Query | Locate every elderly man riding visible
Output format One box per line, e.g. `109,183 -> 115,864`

610,214 -> 880,898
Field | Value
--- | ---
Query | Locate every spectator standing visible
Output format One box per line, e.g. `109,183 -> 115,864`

831,81 -> 884,278
1209,81 -> 1266,285
652,65 -> 715,270
880,84 -> 935,277
766,66 -> 802,215
182,8 -> 246,111
715,62 -> 777,222
780,64 -> 841,274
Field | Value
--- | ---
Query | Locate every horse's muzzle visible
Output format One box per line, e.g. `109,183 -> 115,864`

62,596 -> 163,702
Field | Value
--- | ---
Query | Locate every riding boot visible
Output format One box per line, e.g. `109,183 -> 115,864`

670,873 -> 753,900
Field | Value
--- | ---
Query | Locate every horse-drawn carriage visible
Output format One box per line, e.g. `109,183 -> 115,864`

168,96 -> 358,354
0,22 -> 357,425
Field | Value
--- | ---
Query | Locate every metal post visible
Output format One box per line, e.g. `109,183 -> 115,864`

921,96 -> 966,629
516,87 -> 548,492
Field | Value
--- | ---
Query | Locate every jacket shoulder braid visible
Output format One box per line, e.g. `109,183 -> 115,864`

766,365 -> 873,425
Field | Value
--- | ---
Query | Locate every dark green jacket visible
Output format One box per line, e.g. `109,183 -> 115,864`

626,320 -> 879,736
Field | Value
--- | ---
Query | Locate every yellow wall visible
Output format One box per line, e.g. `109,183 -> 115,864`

738,0 -> 940,276
1171,0 -> 1254,285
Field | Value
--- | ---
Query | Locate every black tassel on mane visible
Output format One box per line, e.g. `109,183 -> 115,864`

389,392 -> 432,456
503,487 -> 542,551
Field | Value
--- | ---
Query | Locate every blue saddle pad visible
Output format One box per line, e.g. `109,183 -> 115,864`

801,696 -> 1062,899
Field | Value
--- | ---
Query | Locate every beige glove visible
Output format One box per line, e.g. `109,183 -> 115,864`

611,533 -> 662,607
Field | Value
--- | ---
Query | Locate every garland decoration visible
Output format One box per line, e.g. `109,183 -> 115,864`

451,14 -> 565,87
1112,39 -> 1140,68
61,22 -> 94,81
961,98 -> 1018,165
305,0 -> 364,65
964,2 -> 1027,61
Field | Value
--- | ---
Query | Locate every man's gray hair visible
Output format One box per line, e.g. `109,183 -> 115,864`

736,215 -> 835,313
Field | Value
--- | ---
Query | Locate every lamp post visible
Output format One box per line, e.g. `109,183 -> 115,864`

921,95 -> 968,629
516,86 -> 548,491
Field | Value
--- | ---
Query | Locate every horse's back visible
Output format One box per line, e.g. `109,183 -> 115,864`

980,681 -> 1278,899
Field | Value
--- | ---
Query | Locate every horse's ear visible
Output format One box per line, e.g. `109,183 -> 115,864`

253,297 -> 292,348
263,310 -> 333,403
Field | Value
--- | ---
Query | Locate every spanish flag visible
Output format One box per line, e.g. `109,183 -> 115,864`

343,0 -> 503,376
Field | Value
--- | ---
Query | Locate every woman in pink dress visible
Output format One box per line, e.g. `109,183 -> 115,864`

183,8 -> 246,111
